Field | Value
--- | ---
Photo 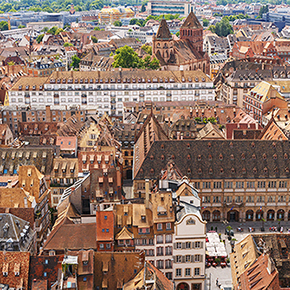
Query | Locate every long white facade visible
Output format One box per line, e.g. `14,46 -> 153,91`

8,70 -> 215,116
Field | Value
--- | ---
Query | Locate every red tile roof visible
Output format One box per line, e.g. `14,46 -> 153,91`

0,252 -> 30,289
44,223 -> 97,251
56,136 -> 77,151
96,210 -> 114,241
29,255 -> 64,289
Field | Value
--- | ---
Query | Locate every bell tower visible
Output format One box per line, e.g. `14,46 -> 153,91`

153,19 -> 174,63
180,12 -> 203,53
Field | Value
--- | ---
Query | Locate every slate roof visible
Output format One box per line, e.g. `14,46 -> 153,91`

134,140 -> 290,180
181,12 -> 202,30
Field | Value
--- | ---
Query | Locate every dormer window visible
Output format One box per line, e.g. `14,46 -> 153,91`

285,167 -> 289,173
198,155 -> 201,161
198,168 -> 202,174
273,154 -> 277,160
161,155 -> 164,160
284,153 -> 288,160
272,142 -> 276,148
208,142 -> 211,148
150,155 -> 154,160
208,154 -> 212,161
150,168 -> 154,174
251,142 -> 255,148
219,154 -> 223,161
229,142 -> 233,148
187,168 -> 191,174
209,168 -> 213,174
264,167 -> 268,173
263,153 -> 267,159
252,154 -> 256,159
253,167 -> 257,173
231,168 -> 235,174
241,153 -> 245,160
242,168 -> 246,174
230,154 -> 234,161
220,168 -> 224,174
187,154 -> 191,160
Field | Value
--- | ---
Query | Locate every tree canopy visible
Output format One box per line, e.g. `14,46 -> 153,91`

209,17 -> 233,37
113,20 -> 122,27
70,55 -> 80,69
0,21 -> 8,31
64,42 -> 73,47
36,34 -> 44,43
258,5 -> 269,18
112,45 -> 160,70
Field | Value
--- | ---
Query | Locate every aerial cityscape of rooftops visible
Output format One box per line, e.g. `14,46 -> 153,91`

1,0 -> 290,288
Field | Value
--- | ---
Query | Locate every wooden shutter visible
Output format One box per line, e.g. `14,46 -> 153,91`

200,255 -> 203,263
182,242 -> 186,249
191,255 -> 194,262
182,256 -> 185,263
174,243 -> 177,249
200,241 -> 204,248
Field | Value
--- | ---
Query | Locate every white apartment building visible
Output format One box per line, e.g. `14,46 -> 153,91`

8,69 -> 215,116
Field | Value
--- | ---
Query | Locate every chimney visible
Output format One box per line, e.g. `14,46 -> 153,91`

5,208 -> 9,213
7,180 -> 12,188
145,179 -> 150,208
255,122 -> 258,130
24,197 -> 28,208
46,105 -> 51,122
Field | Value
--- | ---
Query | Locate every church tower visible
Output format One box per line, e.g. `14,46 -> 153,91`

180,12 -> 203,53
152,19 -> 174,63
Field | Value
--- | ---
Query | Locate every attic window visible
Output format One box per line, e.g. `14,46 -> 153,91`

220,168 -> 224,174
219,154 -> 223,161
208,154 -> 212,161
253,167 -> 257,173
263,153 -> 267,159
171,155 -> 175,159
150,155 -> 154,160
285,167 -> 289,173
252,154 -> 256,159
229,142 -> 233,148
198,168 -> 202,175
230,154 -> 234,161
231,168 -> 235,174
272,142 -> 276,147
208,142 -> 211,148
241,153 -> 245,160
161,144 -> 164,150
251,142 -> 255,148
150,168 -> 154,174
161,155 -> 164,160
198,155 -> 201,161
274,167 -> 278,173
187,143 -> 190,149
242,168 -> 246,174
264,167 -> 268,173
284,153 -> 288,159
187,154 -> 191,160
273,154 -> 277,160
209,168 -> 213,174
187,168 -> 191,174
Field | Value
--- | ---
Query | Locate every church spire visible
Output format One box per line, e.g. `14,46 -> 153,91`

156,19 -> 172,40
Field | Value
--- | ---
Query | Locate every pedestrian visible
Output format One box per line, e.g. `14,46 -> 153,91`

216,278 -> 219,286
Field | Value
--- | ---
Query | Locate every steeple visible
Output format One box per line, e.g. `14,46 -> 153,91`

156,19 -> 172,40
181,12 -> 203,29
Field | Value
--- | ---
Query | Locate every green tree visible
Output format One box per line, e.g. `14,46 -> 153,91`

0,21 -> 8,31
7,61 -> 15,66
18,24 -> 25,28
141,3 -> 146,12
176,31 -> 180,37
141,44 -> 152,55
70,55 -> 80,69
203,18 -> 209,27
36,34 -> 44,43
41,27 -> 49,32
113,20 -> 122,27
94,26 -> 100,31
47,26 -> 58,35
64,42 -> 73,47
258,5 -> 268,18
209,17 -> 233,37
112,45 -> 141,68
148,57 -> 160,70
55,28 -> 64,35
91,36 -> 98,43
